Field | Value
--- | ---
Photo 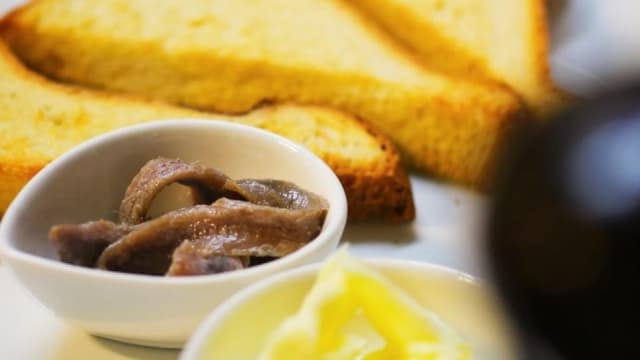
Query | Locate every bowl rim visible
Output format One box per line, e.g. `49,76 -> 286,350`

180,257 -> 482,359
0,119 -> 348,285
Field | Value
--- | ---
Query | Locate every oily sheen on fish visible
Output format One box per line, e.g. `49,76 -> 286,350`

49,158 -> 329,276
119,157 -> 248,224
97,199 -> 327,275
236,179 -> 329,210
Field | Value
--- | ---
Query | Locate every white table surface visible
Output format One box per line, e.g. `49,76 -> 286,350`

1,0 -> 638,358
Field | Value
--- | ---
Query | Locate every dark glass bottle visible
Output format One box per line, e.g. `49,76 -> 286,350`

487,86 -> 640,359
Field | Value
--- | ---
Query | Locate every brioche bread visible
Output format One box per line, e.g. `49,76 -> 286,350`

0,41 -> 414,222
1,0 -> 523,188
347,0 -> 569,117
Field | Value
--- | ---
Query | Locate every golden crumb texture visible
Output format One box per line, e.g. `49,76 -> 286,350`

0,40 -> 414,222
348,0 -> 571,118
1,0 -> 526,190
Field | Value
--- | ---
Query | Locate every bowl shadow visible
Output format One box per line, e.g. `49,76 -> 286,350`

341,222 -> 418,245
53,331 -> 180,360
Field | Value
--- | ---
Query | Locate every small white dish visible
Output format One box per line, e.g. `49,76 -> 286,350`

181,258 -> 518,360
0,119 -> 347,348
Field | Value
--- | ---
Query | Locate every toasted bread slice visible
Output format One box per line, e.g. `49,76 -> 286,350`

1,0 -> 522,188
0,41 -> 414,222
347,0 -> 569,117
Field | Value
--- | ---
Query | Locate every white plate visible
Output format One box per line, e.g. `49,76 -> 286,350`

1,0 -> 637,358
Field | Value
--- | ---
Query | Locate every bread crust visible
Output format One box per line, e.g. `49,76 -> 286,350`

306,107 -> 415,223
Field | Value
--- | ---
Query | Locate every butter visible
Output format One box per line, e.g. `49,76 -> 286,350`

257,248 -> 472,360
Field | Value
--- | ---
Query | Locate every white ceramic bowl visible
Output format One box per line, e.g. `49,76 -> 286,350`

0,120 -> 347,348
181,259 -> 519,360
